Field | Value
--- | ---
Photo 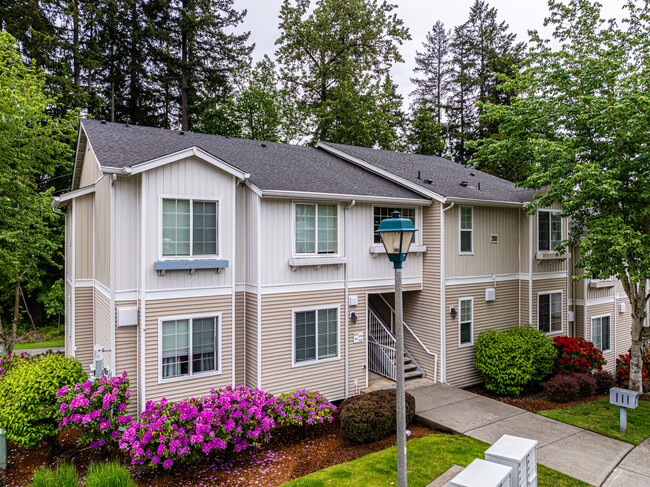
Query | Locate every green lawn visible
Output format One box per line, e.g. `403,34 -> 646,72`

14,337 -> 65,350
539,397 -> 650,445
281,435 -> 588,487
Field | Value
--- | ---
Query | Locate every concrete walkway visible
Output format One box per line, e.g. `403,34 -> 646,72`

410,382 -> 647,487
18,346 -> 65,355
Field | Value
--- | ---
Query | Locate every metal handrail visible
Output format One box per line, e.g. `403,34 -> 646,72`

368,307 -> 397,380
378,294 -> 438,383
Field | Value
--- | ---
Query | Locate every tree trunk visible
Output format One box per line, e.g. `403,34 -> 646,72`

73,0 -> 80,88
622,277 -> 648,393
180,0 -> 190,131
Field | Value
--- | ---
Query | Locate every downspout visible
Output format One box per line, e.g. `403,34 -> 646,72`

231,178 -> 236,386
110,174 -> 117,376
441,201 -> 454,383
529,215 -> 534,324
139,173 -> 147,413
518,210 -> 521,325
344,200 -> 355,398
71,202 -> 76,357
256,195 -> 262,390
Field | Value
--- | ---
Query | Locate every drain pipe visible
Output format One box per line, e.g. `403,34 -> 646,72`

441,201 -> 455,383
344,200 -> 356,398
0,429 -> 5,470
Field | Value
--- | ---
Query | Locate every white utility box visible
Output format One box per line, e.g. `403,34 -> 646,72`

450,459 -> 512,487
117,306 -> 138,327
485,434 -> 538,487
485,288 -> 496,301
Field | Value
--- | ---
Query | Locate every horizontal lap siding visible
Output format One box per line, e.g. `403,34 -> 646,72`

520,280 -> 529,324
445,280 -> 520,387
115,300 -> 138,411
586,301 -> 618,373
145,295 -> 233,403
532,277 -> 568,334
245,292 -> 258,387
94,289 -> 112,372
235,292 -> 245,385
75,287 -> 94,374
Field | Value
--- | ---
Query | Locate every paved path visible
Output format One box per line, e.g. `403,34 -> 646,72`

18,346 -> 65,355
410,382 -> 648,487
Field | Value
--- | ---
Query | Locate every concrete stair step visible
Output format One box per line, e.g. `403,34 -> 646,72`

405,370 -> 424,380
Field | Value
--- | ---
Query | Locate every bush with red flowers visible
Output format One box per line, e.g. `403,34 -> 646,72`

615,349 -> 650,385
553,336 -> 606,375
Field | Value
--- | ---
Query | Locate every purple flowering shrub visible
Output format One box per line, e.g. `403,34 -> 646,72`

273,390 -> 336,426
118,385 -> 280,469
57,371 -> 131,448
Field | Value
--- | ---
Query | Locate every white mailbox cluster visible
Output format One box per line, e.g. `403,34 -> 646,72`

450,435 -> 538,487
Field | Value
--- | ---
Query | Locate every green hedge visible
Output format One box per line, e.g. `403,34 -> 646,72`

474,325 -> 556,397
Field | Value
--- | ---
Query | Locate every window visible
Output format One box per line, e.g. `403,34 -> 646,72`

162,199 -> 218,257
294,308 -> 338,364
373,207 -> 416,244
459,298 -> 473,346
295,204 -> 338,254
459,207 -> 473,254
538,292 -> 562,333
591,316 -> 611,352
538,211 -> 562,252
161,316 -> 218,379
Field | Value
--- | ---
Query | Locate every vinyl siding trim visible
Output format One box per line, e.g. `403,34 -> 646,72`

291,304 -> 342,368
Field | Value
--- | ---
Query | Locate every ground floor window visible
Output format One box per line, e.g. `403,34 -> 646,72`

161,316 -> 218,379
459,298 -> 473,346
294,307 -> 339,364
591,315 -> 611,352
538,292 -> 562,333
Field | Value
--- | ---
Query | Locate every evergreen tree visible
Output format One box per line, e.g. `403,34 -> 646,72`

407,100 -> 445,156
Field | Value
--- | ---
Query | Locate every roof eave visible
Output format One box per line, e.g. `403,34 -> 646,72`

261,189 -> 431,206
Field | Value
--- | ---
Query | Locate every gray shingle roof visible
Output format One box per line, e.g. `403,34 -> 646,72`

322,142 -> 535,203
80,119 -> 425,200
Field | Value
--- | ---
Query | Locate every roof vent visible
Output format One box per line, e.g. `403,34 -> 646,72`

478,182 -> 481,191
460,181 -> 469,187
417,171 -> 421,180
100,120 -> 106,124
423,179 -> 433,184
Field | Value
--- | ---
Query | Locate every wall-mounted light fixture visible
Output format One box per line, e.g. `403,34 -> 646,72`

350,312 -> 358,324
450,307 -> 457,319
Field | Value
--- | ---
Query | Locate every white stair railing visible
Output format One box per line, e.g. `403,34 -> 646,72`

367,307 -> 397,380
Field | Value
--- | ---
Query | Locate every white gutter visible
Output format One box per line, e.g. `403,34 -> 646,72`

261,190 -> 430,206
447,197 -> 528,208
344,200 -> 356,398
52,184 -> 96,209
441,202 -> 455,383
231,177 -> 237,386
256,195 -> 262,389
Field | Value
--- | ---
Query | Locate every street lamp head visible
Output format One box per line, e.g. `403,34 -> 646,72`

377,211 -> 418,269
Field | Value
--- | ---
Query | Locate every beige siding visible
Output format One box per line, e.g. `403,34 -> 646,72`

95,176 -> 111,286
245,291 -> 258,387
520,212 -> 531,274
532,278 -> 569,334
115,176 -> 140,291
94,289 -> 112,371
520,279 -> 530,324
402,202 -> 442,380
145,295 -> 233,403
245,190 -> 259,286
585,301 -> 617,373
235,291 -> 245,385
445,205 -> 521,278
65,281 -> 73,356
615,296 -> 633,359
115,300 -> 138,410
532,204 -> 569,274
445,280 -> 521,387
75,287 -> 94,374
65,212 -> 71,275
74,194 -> 94,280
587,282 -> 616,300
575,304 -> 585,338
79,146 -> 101,187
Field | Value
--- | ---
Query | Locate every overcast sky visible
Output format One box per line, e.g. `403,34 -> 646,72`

233,0 -> 627,104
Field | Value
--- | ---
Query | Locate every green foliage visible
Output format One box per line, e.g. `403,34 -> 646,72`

340,390 -> 415,444
474,325 -> 557,396
30,463 -> 78,487
0,354 -> 85,448
274,389 -> 336,426
592,370 -> 616,394
38,279 -> 65,325
85,461 -> 135,487
406,101 -> 446,156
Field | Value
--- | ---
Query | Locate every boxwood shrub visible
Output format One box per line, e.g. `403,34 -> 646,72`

340,390 -> 415,444
474,325 -> 557,397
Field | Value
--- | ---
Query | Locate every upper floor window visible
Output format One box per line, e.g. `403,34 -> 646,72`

161,316 -> 218,379
373,207 -> 416,244
295,203 -> 338,255
538,210 -> 561,252
459,207 -> 473,254
591,315 -> 611,352
294,307 -> 339,365
538,292 -> 562,333
162,198 -> 218,257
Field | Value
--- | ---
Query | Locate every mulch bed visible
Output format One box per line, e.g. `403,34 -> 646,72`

6,421 -> 440,487
465,384 -> 609,413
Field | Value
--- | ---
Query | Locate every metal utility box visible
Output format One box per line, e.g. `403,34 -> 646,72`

485,288 -> 496,301
451,459 -> 513,487
485,435 -> 538,487
610,388 -> 640,409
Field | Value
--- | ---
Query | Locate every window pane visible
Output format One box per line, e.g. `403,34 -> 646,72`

460,208 -> 472,230
162,319 -> 190,378
193,201 -> 217,255
538,212 -> 550,252
295,311 -> 316,362
192,317 -> 216,373
538,294 -> 550,333
551,293 -> 562,332
317,205 -> 338,254
373,207 -> 416,244
602,316 -> 610,351
592,318 -> 602,351
460,322 -> 472,344
460,230 -> 472,253
551,212 -> 562,250
317,308 -> 338,359
460,299 -> 472,322
295,205 -> 316,254
162,199 -> 191,256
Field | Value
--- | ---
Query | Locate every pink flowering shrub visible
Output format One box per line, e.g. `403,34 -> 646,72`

57,371 -> 131,448
273,389 -> 336,426
118,385 -> 280,469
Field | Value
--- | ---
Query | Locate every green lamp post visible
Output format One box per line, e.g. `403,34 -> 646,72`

377,211 -> 418,487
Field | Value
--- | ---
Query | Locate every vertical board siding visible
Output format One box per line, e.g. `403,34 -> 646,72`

615,297 -> 633,361
144,157 -> 234,291
95,176 -> 111,287
115,300 -> 138,411
245,190 -> 259,286
79,147 -> 101,187
94,289 -> 112,371
235,292 -> 245,385
245,291 -> 258,387
445,280 -> 520,387
235,185 -> 246,285
575,305 -> 585,338
145,295 -> 233,404
74,194 -> 94,280
115,176 -> 140,291
75,287 -> 94,374
402,202 -> 442,380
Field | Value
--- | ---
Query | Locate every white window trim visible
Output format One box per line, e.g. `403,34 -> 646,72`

537,210 -> 562,254
291,202 -> 343,258
537,290 -> 563,335
158,194 -> 222,261
157,312 -> 222,384
371,205 -> 421,245
459,206 -> 474,255
458,297 -> 474,347
291,304 -> 341,368
591,314 -> 612,352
